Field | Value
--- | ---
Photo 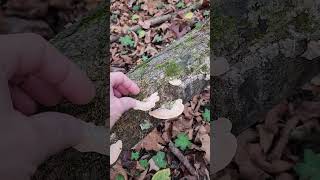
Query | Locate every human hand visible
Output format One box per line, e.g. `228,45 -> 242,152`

110,72 -> 140,128
0,33 -> 95,179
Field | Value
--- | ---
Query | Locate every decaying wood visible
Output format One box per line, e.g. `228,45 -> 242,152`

111,21 -> 210,150
212,0 -> 320,136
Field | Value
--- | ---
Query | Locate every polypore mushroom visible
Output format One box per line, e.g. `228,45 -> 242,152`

73,122 -> 107,155
149,99 -> 184,119
134,92 -> 160,111
212,118 -> 237,174
110,140 -> 123,165
169,79 -> 182,86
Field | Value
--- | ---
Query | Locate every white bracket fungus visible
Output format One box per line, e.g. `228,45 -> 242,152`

149,99 -> 184,119
134,92 -> 160,111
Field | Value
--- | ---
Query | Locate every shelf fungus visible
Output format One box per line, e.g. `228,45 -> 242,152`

149,99 -> 184,119
133,92 -> 160,111
169,79 -> 182,86
73,122 -> 107,155
212,118 -> 237,174
110,140 -> 123,165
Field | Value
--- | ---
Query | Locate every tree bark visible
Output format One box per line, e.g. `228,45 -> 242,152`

111,21 -> 210,150
32,2 -> 108,180
212,0 -> 320,136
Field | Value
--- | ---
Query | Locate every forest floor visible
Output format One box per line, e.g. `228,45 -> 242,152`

213,77 -> 320,180
110,0 -> 211,179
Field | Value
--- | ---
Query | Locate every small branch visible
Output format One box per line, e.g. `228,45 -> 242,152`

110,3 -> 203,43
168,141 -> 196,176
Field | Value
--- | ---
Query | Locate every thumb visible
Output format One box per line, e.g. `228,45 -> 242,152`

29,112 -> 86,163
119,97 -> 137,113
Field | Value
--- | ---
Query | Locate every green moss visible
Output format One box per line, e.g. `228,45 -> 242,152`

211,15 -> 237,42
156,60 -> 183,77
201,64 -> 208,72
81,5 -> 107,27
293,12 -> 315,33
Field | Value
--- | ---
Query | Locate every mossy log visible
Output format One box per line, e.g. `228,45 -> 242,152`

111,22 -> 210,150
212,0 -> 320,135
32,3 -> 108,180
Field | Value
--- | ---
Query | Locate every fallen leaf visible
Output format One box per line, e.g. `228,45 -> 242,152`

301,40 -> 320,60
149,158 -> 160,171
151,168 -> 171,180
110,140 -> 123,165
133,129 -> 165,151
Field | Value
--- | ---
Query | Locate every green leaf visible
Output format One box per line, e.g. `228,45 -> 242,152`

132,5 -> 140,11
184,12 -> 193,20
115,174 -> 125,180
151,168 -> 171,180
202,108 -> 211,122
153,34 -> 163,43
176,2 -> 185,9
140,120 -> 152,130
203,10 -> 210,17
174,132 -> 191,151
142,55 -> 149,62
119,35 -> 135,47
195,22 -> 203,29
137,29 -> 146,38
139,159 -> 149,169
131,151 -> 140,160
152,151 -> 167,169
132,14 -> 140,21
294,149 -> 320,180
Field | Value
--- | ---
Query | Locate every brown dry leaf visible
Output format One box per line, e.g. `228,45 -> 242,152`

301,40 -> 320,60
248,144 -> 293,174
148,158 -> 160,171
144,30 -> 152,43
169,21 -> 191,39
199,133 -> 210,163
137,168 -> 148,180
138,20 -> 151,29
110,162 -> 128,180
159,22 -> 171,31
257,125 -> 274,153
264,101 -> 288,132
276,173 -> 295,180
133,129 -> 165,151
172,117 -> 193,137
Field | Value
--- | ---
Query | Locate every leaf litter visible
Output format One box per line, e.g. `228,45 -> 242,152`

213,74 -> 320,180
111,86 -> 211,179
110,0 -> 210,72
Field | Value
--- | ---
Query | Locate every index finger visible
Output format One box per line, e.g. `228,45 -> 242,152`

0,33 -> 95,104
110,72 -> 140,95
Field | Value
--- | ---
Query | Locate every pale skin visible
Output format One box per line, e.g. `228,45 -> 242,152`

110,72 -> 140,128
0,33 -> 138,179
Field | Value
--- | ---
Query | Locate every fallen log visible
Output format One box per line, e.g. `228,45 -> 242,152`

212,0 -> 320,135
111,21 -> 210,150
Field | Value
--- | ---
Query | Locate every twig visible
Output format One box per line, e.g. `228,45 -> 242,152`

110,3 -> 203,43
168,141 -> 196,176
